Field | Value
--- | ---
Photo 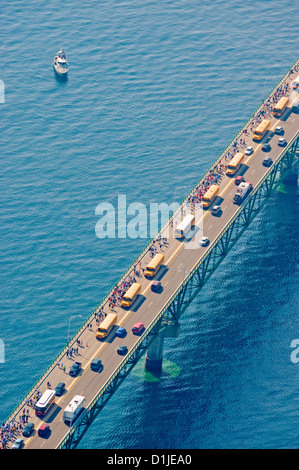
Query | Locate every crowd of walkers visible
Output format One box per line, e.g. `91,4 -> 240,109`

0,389 -> 43,448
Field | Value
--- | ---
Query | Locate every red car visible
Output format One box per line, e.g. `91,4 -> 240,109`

132,322 -> 144,335
235,175 -> 245,186
38,423 -> 50,438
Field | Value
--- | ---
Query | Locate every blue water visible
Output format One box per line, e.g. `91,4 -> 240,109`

0,0 -> 298,449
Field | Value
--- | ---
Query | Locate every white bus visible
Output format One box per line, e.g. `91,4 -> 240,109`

35,389 -> 56,417
174,214 -> 195,239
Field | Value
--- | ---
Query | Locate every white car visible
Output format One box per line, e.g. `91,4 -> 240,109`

278,137 -> 287,147
199,236 -> 209,246
275,126 -> 284,135
245,146 -> 254,156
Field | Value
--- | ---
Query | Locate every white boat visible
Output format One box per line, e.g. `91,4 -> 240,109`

53,48 -> 68,76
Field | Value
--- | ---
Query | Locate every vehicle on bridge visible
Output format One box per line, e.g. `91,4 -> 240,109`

132,322 -> 144,335
245,146 -> 254,156
226,152 -> 245,176
235,175 -> 245,186
38,423 -> 50,438
35,389 -> 56,417
275,126 -> 284,135
96,313 -> 118,339
90,358 -> 103,372
262,143 -> 271,152
211,205 -> 221,216
144,253 -> 165,277
69,361 -> 82,377
278,137 -> 287,147
116,326 -> 127,338
262,156 -> 273,167
273,96 -> 289,117
291,75 -> 299,89
55,381 -> 65,396
199,236 -> 209,246
151,279 -> 161,292
63,395 -> 85,425
174,214 -> 195,239
12,438 -> 24,449
201,184 -> 220,209
22,422 -> 34,437
117,345 -> 128,355
121,282 -> 141,308
253,119 -> 271,141
233,182 -> 253,204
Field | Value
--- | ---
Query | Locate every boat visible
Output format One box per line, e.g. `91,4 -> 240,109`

53,48 -> 68,76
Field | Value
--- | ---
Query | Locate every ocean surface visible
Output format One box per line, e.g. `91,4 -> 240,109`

0,0 -> 298,449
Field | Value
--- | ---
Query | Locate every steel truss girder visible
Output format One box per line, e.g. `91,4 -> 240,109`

57,132 -> 298,449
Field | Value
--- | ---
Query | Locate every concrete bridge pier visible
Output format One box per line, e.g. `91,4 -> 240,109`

145,323 -> 180,371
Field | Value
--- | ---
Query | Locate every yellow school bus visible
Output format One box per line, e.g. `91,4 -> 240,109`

226,152 -> 245,176
273,96 -> 289,117
121,282 -> 141,308
96,313 -> 117,339
253,119 -> 271,141
201,184 -> 220,209
144,253 -> 165,278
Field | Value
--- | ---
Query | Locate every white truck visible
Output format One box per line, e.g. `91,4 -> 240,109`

63,395 -> 85,424
233,182 -> 252,204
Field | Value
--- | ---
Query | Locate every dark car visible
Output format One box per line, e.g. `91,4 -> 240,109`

235,175 -> 245,186
22,422 -> 34,437
55,382 -> 65,396
262,143 -> 271,152
262,156 -> 273,167
115,327 -> 127,338
117,345 -> 128,356
90,358 -> 103,372
38,424 -> 50,438
69,361 -> 82,377
151,280 -> 161,293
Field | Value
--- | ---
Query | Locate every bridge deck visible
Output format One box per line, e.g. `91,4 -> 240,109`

4,61 -> 299,449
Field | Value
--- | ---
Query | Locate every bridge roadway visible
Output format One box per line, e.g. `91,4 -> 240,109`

9,73 -> 299,449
